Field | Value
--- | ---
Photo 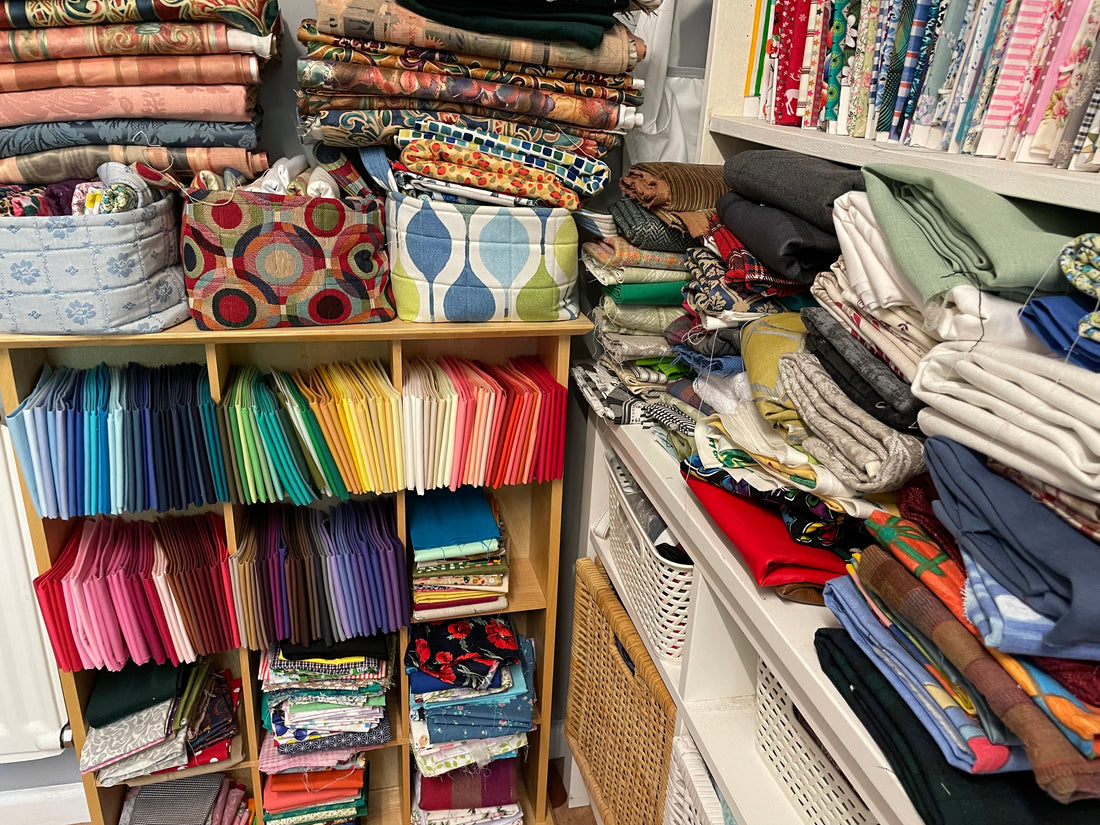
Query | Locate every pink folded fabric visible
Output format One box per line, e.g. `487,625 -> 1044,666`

0,84 -> 256,127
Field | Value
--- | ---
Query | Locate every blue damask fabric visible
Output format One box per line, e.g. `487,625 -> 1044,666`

0,117 -> 262,158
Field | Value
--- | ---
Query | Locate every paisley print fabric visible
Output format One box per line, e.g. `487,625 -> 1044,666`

296,59 -> 627,130
0,145 -> 266,183
0,0 -> 280,36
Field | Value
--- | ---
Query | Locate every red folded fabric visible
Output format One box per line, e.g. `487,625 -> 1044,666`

263,768 -> 364,813
419,758 -> 518,811
685,475 -> 847,586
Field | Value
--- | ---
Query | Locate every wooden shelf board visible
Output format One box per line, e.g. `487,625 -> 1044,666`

597,419 -> 924,825
366,784 -> 404,825
0,318 -> 593,349
708,114 -> 1100,211
411,554 -> 546,623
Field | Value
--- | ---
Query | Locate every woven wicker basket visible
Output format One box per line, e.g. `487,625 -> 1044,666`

663,736 -> 725,825
754,661 -> 877,825
565,558 -> 677,825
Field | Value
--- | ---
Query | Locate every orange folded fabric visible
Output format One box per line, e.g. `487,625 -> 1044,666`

266,767 -> 364,795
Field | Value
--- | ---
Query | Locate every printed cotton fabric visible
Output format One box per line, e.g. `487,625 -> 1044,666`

0,145 -> 266,183
404,617 -> 522,690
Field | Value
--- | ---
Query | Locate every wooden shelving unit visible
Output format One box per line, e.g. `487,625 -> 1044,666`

0,316 -> 591,825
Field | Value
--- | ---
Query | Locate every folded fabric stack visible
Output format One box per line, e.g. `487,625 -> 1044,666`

407,487 -> 509,621
118,773 -> 255,825
296,0 -> 647,164
406,616 -> 534,825
231,500 -> 409,650
264,766 -> 368,825
79,660 -> 243,785
0,0 -> 277,184
259,635 -> 395,787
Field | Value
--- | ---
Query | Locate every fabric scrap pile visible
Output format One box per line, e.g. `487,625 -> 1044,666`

407,487 -> 510,621
118,773 -> 255,825
0,0 -> 277,184
258,633 -> 395,817
79,660 -> 243,784
297,0 -> 647,167
406,616 -> 535,825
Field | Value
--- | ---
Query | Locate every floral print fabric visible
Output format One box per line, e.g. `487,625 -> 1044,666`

0,116 -> 260,157
0,53 -> 259,91
405,616 -> 521,690
400,139 -> 579,210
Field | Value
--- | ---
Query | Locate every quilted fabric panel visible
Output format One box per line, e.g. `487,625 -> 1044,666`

387,191 -> 579,323
0,196 -> 189,334
181,188 -> 395,330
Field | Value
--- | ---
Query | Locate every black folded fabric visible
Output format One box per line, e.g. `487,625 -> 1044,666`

280,634 -> 389,661
394,0 -> 619,48
815,628 -> 1100,825
722,149 -> 864,233
801,307 -> 922,432
86,662 -> 182,729
609,198 -> 694,253
665,314 -> 743,358
717,192 -> 840,284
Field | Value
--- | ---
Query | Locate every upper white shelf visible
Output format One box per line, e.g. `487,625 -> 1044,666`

709,115 -> 1100,212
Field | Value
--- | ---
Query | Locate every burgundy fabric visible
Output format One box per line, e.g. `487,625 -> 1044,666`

1031,658 -> 1100,708
898,473 -> 963,568
684,473 -> 847,587
418,757 -> 518,811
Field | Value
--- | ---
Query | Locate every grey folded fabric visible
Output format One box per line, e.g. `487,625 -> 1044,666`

609,198 -> 694,253
717,192 -> 840,284
722,149 -> 864,233
778,351 -> 925,493
801,307 -> 923,431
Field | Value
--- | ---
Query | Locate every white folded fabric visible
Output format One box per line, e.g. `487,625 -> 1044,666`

833,191 -> 924,311
913,341 -> 1100,501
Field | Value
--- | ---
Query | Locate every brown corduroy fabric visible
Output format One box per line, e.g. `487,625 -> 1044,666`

619,162 -> 726,213
858,543 -> 1100,804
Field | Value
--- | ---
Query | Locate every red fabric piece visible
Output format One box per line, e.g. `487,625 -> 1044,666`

1032,658 -> 1100,708
771,0 -> 813,125
898,472 -> 963,568
684,474 -> 847,586
419,757 -> 518,811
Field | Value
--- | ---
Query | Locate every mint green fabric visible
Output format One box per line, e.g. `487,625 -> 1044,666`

602,280 -> 686,306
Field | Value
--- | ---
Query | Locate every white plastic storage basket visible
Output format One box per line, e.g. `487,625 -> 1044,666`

663,736 -> 725,825
754,661 -> 877,825
604,454 -> 693,660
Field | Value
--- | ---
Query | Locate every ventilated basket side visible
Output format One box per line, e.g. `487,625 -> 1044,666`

664,736 -> 725,825
754,661 -> 877,825
604,456 -> 694,660
565,558 -> 678,825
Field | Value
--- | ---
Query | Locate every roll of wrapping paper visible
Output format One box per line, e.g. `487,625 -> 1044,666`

296,61 -> 630,131
0,53 -> 260,92
298,19 -> 638,89
0,0 -> 279,36
313,0 -> 643,75
299,44 -> 641,104
0,145 -> 268,184
300,110 -> 609,158
0,21 -> 275,63
0,84 -> 257,127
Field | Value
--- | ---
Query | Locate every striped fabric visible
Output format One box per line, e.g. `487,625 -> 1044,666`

888,0 -> 932,137
981,0 -> 1051,131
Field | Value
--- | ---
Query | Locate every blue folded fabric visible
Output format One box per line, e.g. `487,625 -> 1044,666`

925,436 -> 1100,647
963,552 -> 1100,662
1020,293 -> 1100,371
0,116 -> 262,158
825,576 -> 1029,774
409,665 -> 504,694
407,486 -> 501,549
672,345 -> 744,376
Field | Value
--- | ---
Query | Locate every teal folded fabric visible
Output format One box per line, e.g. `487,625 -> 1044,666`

602,281 -> 686,306
863,164 -> 1088,303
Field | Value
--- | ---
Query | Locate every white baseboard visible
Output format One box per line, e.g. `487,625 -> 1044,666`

0,782 -> 89,825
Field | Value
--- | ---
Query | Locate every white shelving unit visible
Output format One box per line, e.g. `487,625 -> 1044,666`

574,416 -> 925,825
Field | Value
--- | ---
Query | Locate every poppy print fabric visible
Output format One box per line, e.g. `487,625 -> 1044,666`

405,616 -> 522,690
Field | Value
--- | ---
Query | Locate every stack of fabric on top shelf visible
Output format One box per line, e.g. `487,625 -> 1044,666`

79,659 -> 243,786
118,773 -> 256,825
296,0 -> 647,162
406,616 -> 535,825
0,0 -> 276,185
408,487 -> 510,622
258,635 -> 394,796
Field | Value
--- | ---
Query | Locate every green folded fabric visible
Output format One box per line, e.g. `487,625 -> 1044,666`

85,662 -> 182,729
863,164 -> 1089,303
603,281 -> 687,306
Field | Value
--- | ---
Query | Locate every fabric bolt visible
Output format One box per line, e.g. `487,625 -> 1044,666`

0,84 -> 256,128
801,307 -> 923,433
608,198 -> 693,253
825,575 -> 1029,774
0,0 -> 279,35
597,329 -> 672,362
399,139 -> 578,210
846,0 -> 880,135
313,0 -> 643,75
989,461 -> 1100,542
296,60 -> 628,131
816,628 -> 1100,825
858,543 -> 1100,803
897,473 -> 962,566
739,313 -> 809,445
0,117 -> 261,157
924,436 -> 1100,648
772,0 -> 813,125
599,298 -> 683,335
0,53 -> 259,92
1021,293 -> 1100,371
619,162 -> 725,214
0,145 -> 265,184
394,0 -> 615,49
602,281 -> 685,306
778,352 -> 925,492
721,149 -> 864,232
862,164 -> 1088,303
912,342 -> 1100,503
582,237 -> 686,271
716,192 -> 841,284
